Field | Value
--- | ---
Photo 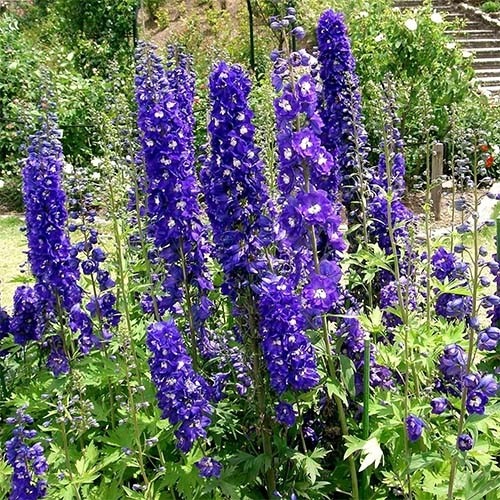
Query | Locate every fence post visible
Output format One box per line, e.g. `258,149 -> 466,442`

431,142 -> 444,221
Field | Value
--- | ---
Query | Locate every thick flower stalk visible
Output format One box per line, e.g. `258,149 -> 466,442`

146,320 -> 212,453
22,105 -> 82,313
5,408 -> 48,500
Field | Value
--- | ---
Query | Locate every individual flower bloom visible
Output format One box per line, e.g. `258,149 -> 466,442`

275,401 -> 296,427
439,344 -> 466,379
430,397 -> 448,414
405,18 -> 418,31
313,147 -> 334,176
486,155 -> 494,168
430,12 -> 443,23
147,320 -> 212,452
446,42 -> 456,50
296,190 -> 334,225
405,414 -> 425,442
457,433 -> 474,451
81,259 -> 98,275
465,390 -> 489,415
291,26 -> 306,40
431,247 -> 461,281
274,92 -> 300,122
91,247 -> 106,262
463,373 -> 480,390
195,457 -> 222,479
292,129 -> 321,158
436,294 -> 472,320
302,273 -> 340,313
374,33 -> 385,43
477,374 -> 498,397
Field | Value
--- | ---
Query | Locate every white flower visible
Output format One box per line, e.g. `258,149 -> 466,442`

63,163 -> 74,174
405,18 -> 418,31
91,172 -> 101,181
493,145 -> 500,155
462,50 -> 473,58
374,33 -> 385,43
90,157 -> 103,167
431,12 -> 443,24
0,179 -> 4,189
357,10 -> 368,19
445,42 -> 456,50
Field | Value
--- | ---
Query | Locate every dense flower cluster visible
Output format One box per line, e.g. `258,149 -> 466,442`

436,343 -> 498,420
22,106 -> 82,314
201,61 -> 273,298
146,320 -> 212,452
316,10 -> 370,213
258,274 -> 319,394
9,286 -> 45,346
432,247 -> 472,320
5,408 -> 48,499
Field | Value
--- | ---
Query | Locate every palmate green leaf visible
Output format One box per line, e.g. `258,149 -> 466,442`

325,378 -> 348,406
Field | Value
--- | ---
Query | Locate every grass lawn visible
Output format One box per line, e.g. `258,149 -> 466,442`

0,215 -> 29,310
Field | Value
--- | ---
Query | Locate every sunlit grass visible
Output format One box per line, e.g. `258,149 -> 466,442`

0,216 -> 29,310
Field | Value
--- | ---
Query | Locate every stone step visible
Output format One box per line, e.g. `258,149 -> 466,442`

474,75 -> 500,83
456,38 -> 500,46
475,67 -> 500,74
480,85 -> 500,93
472,57 -> 500,68
446,29 -> 498,38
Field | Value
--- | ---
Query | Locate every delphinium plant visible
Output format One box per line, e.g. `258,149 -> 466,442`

0,5 -> 498,500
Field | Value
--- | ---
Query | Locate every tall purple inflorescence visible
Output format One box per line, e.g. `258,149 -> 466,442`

316,9 -> 370,212
22,105 -> 82,314
5,407 -> 48,499
201,61 -> 274,299
147,320 -> 212,452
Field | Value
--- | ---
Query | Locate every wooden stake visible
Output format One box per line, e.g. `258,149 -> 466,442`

431,142 -> 444,221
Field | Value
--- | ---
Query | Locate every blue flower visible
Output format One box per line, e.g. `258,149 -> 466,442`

405,414 -> 425,442
5,408 -> 48,499
146,320 -> 212,452
275,401 -> 296,427
457,433 -> 474,451
195,457 -> 222,479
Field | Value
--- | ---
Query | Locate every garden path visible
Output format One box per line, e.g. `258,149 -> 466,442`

395,0 -> 500,97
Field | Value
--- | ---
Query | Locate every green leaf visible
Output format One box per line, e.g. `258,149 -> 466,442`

339,355 -> 356,399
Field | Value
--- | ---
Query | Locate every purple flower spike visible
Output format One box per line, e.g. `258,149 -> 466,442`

147,320 -> 212,452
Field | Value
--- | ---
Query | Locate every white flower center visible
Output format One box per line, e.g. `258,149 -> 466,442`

314,288 -> 327,299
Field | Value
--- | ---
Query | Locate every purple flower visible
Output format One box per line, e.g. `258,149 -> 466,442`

405,414 -> 425,442
258,275 -> 319,394
201,61 -> 273,299
477,374 -> 498,397
439,344 -> 466,379
296,190 -> 334,225
317,9 -> 369,208
195,457 -> 222,479
302,273 -> 340,313
275,401 -> 296,427
466,390 -> 489,415
10,286 -> 46,346
457,433 -> 474,451
22,106 -> 82,314
478,327 -> 500,351
430,397 -> 448,415
5,408 -> 48,499
147,320 -> 212,452
0,307 -> 10,341
46,336 -> 70,377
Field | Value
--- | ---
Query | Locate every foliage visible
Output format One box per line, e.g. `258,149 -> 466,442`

482,1 -> 500,13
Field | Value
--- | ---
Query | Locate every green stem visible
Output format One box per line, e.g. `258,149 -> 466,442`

447,140 -> 480,500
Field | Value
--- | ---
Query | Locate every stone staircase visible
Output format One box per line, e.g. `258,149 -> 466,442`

394,0 -> 500,97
